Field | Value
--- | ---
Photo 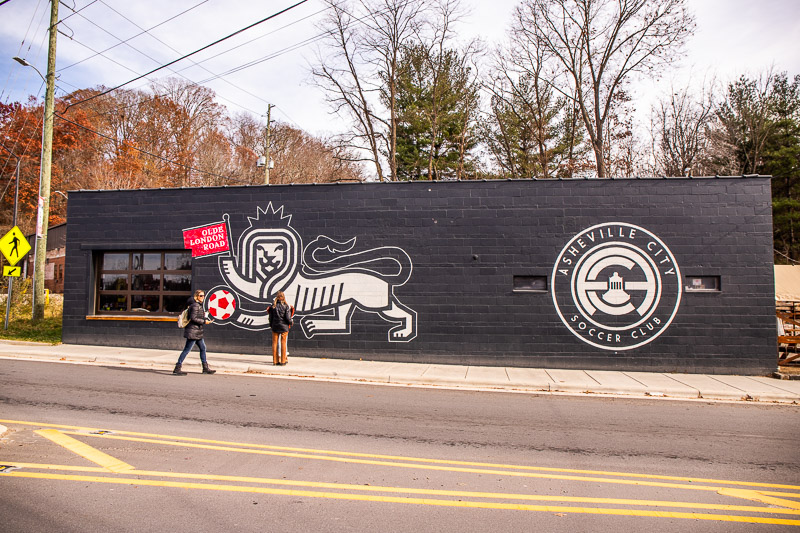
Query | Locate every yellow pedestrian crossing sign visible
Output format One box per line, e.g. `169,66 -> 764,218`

3,265 -> 21,277
0,226 -> 31,266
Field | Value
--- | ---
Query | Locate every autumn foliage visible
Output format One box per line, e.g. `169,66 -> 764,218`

0,79 -> 363,235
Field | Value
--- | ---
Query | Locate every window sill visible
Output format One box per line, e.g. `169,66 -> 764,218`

684,289 -> 721,294
86,315 -> 176,322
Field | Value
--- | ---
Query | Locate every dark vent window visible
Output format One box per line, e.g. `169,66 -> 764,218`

685,276 -> 721,292
513,275 -> 548,293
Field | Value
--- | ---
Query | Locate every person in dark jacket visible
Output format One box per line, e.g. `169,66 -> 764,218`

267,291 -> 293,366
173,290 -> 215,375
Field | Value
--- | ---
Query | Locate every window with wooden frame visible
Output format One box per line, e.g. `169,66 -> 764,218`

96,251 -> 192,315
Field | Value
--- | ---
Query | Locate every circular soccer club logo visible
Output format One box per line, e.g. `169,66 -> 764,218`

551,222 -> 682,351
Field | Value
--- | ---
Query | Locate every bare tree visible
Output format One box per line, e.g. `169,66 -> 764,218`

650,83 -> 716,176
513,0 -> 694,178
150,79 -> 225,187
312,0 -> 427,181
227,113 -> 364,184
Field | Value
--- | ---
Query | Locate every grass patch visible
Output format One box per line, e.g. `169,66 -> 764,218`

0,315 -> 62,344
0,279 -> 62,344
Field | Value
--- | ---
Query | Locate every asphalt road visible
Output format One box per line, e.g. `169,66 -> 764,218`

0,359 -> 798,532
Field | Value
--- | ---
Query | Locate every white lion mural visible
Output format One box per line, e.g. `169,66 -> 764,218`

202,204 -> 417,342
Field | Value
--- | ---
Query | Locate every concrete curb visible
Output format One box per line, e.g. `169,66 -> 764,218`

0,341 -> 798,404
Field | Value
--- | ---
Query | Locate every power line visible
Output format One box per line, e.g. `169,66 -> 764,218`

166,5 -> 328,74
50,0 -> 409,132
99,0 -> 322,128
62,0 -> 309,112
84,0 -> 271,117
50,0 -> 322,129
57,0 -> 210,72
57,0 -> 100,24
40,5 -> 269,120
0,0 -> 48,104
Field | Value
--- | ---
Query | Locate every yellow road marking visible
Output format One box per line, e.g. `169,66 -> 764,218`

720,488 -> 800,510
2,463 -> 109,472
2,419 -> 797,491
34,429 -> 134,473
64,431 -> 798,495
2,471 -> 799,526
4,460 -> 797,516
4,419 -> 800,525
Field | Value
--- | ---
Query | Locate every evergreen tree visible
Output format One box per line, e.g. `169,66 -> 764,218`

484,71 -> 589,179
391,44 -> 480,181
764,74 -> 800,263
713,72 -> 800,262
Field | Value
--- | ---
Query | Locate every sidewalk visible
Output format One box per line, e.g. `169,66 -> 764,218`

0,340 -> 798,404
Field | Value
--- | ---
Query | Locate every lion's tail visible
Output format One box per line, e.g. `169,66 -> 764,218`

303,236 -> 413,286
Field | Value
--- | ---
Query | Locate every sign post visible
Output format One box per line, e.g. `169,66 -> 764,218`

1,226 -> 32,329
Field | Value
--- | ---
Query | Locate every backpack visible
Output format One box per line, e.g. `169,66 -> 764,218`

177,308 -> 190,328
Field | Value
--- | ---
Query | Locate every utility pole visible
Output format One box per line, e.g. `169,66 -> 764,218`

32,0 -> 58,321
265,104 -> 274,185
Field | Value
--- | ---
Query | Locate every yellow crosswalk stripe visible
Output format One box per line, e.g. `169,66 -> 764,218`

34,429 -> 135,473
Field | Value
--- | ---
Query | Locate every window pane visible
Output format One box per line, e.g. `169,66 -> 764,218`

132,253 -> 161,271
97,251 -> 192,316
164,274 -> 191,291
131,295 -> 159,313
102,253 -> 129,271
164,295 -> 189,313
132,273 -> 160,291
165,252 -> 192,271
99,294 -> 127,311
100,274 -> 128,290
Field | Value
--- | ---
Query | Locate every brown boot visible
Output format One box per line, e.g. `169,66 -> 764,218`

202,363 -> 216,374
173,364 -> 187,375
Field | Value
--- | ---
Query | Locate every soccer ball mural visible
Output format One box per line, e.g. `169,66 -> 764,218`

206,288 -> 237,321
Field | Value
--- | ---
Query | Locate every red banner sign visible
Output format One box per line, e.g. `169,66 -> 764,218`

183,221 -> 229,258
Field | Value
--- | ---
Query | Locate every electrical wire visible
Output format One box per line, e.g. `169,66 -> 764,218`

82,0 -> 273,117
51,0 -> 412,130
58,0 -> 210,72
96,0 -> 323,128
57,0 -> 100,24
0,0 -> 47,104
34,4 -> 270,120
165,4 -> 328,74
179,0 -> 418,119
3,0 -> 414,182
5,0 -> 314,181
0,0 -> 50,178
62,0 -> 309,112
48,0 -> 323,128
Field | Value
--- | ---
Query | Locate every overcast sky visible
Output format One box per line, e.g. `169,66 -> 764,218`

1,0 -> 798,138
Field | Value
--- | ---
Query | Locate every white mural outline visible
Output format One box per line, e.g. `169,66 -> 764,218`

198,204 -> 417,342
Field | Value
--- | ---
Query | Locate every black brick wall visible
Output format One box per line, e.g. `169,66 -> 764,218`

61,177 -> 777,374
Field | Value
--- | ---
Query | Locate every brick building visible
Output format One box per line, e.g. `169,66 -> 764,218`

61,177 -> 777,375
24,222 -> 66,294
